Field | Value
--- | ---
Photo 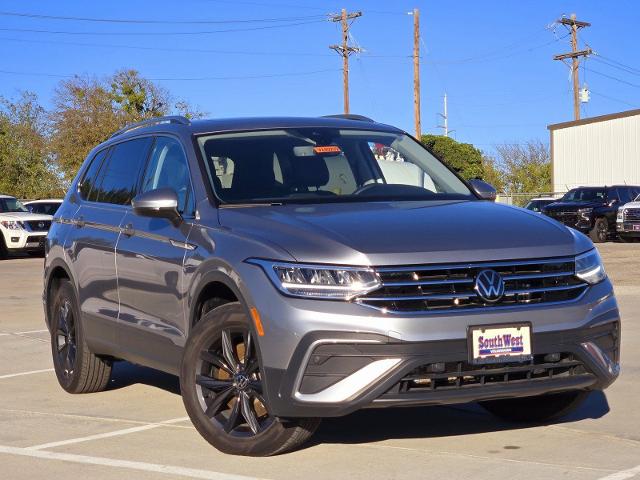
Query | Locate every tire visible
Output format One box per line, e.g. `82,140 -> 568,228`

28,250 -> 45,258
50,279 -> 112,393
480,390 -> 589,423
619,234 -> 639,243
180,302 -> 320,456
0,235 -> 7,260
589,217 -> 609,243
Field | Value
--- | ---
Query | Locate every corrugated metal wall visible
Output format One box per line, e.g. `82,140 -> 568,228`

552,113 -> 640,192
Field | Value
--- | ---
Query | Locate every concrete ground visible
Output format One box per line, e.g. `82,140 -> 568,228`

0,244 -> 638,480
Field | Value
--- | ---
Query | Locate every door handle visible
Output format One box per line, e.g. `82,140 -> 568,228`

121,223 -> 135,237
76,216 -> 85,228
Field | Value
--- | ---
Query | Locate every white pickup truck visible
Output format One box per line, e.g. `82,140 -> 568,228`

0,194 -> 53,259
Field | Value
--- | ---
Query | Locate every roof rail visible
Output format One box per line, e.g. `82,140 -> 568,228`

322,114 -> 375,122
110,115 -> 191,139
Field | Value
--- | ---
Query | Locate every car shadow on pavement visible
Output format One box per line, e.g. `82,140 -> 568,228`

107,361 -> 181,395
310,391 -> 610,446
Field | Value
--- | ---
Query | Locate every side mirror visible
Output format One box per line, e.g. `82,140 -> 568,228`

608,198 -> 619,207
132,188 -> 181,222
469,179 -> 497,202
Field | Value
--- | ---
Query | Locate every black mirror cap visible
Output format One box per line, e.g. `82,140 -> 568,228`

469,179 -> 497,202
132,187 -> 181,222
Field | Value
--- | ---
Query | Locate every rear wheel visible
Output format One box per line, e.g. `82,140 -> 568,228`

589,217 -> 609,243
480,390 -> 589,423
50,279 -> 112,393
180,302 -> 319,456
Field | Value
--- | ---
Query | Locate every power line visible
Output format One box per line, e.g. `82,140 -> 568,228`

0,10 -> 326,24
0,67 -> 341,81
0,19 -> 326,36
591,55 -> 640,77
584,66 -> 640,88
590,90 -> 639,108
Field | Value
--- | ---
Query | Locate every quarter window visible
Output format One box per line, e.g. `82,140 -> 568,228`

141,137 -> 194,215
93,138 -> 153,205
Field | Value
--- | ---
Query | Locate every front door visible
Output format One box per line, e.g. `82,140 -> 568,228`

115,136 -> 196,374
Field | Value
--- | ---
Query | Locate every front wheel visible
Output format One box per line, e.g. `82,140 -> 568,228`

180,302 -> 319,456
480,390 -> 589,423
589,217 -> 609,243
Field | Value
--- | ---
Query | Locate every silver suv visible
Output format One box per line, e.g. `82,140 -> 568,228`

44,115 -> 620,456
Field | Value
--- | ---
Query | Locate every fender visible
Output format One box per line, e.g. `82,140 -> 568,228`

43,257 -> 77,329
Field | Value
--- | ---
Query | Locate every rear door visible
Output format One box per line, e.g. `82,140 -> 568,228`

114,136 -> 195,373
67,138 -> 153,354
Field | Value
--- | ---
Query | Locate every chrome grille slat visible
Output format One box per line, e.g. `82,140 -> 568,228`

357,257 -> 587,313
624,208 -> 640,222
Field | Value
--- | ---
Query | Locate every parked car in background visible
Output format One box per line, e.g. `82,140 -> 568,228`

524,197 -> 557,213
44,115 -> 620,456
616,193 -> 640,242
542,185 -> 640,243
24,199 -> 63,216
0,194 -> 53,259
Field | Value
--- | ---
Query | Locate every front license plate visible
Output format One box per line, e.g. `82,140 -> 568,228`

469,324 -> 532,364
633,224 -> 640,231
25,242 -> 40,248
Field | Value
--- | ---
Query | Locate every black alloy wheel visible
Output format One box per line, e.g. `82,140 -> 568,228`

181,302 -> 320,456
55,299 -> 77,384
195,327 -> 273,436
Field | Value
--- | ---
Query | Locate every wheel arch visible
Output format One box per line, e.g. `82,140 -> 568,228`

189,270 -> 252,335
44,259 -> 75,329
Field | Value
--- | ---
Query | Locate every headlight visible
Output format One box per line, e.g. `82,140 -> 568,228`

0,220 -> 23,230
617,210 -> 624,222
248,259 -> 381,300
578,207 -> 593,220
575,249 -> 606,285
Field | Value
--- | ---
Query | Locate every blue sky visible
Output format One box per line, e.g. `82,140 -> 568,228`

1,0 -> 638,155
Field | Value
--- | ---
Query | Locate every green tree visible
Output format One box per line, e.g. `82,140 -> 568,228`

495,140 -> 551,195
0,92 -> 63,198
420,134 -> 484,180
50,69 -> 203,182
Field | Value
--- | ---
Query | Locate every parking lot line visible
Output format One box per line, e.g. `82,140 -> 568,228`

26,417 -> 191,451
0,368 -> 54,380
12,329 -> 48,335
0,408 -> 194,429
0,444 -> 266,480
597,465 -> 640,480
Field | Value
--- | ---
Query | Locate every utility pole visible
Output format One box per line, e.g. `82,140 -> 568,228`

329,9 -> 363,114
553,13 -> 591,120
412,8 -> 421,138
438,93 -> 448,137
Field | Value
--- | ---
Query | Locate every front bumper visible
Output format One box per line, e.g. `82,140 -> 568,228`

616,222 -> 640,235
264,317 -> 619,418
2,230 -> 47,251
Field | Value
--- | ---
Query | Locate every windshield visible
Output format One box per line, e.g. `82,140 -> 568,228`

0,197 -> 28,213
561,188 -> 606,202
197,128 -> 473,204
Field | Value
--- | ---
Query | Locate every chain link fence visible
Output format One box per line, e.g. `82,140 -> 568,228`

496,192 -> 563,207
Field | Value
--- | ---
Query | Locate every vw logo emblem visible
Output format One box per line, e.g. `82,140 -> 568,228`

233,373 -> 250,391
474,269 -> 505,303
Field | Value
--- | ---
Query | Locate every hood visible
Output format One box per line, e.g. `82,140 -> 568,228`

219,200 -> 592,265
621,201 -> 640,210
0,212 -> 53,221
544,200 -> 604,211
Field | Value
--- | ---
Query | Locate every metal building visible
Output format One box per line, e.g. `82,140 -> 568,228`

548,108 -> 640,192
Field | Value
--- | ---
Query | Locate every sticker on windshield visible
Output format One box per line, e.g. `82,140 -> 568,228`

313,145 -> 342,155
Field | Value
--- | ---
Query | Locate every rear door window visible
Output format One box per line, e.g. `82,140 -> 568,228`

93,138 -> 153,206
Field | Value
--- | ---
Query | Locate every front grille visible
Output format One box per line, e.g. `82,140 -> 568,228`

357,257 -> 588,313
624,208 -> 640,222
547,210 -> 579,226
382,353 -> 586,396
25,220 -> 51,232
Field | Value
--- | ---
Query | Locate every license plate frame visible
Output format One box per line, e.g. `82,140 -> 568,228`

468,323 -> 533,365
633,224 -> 640,231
